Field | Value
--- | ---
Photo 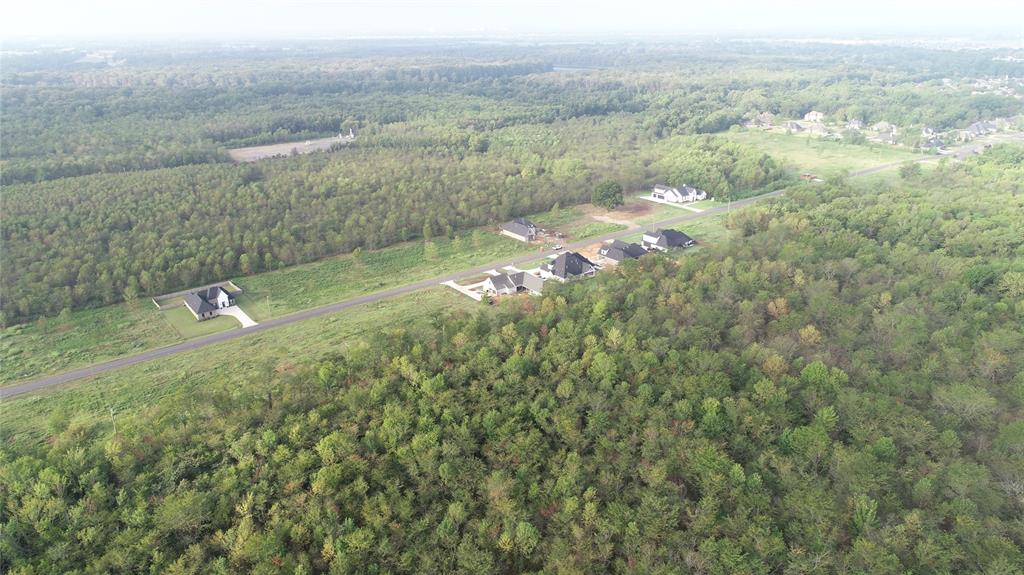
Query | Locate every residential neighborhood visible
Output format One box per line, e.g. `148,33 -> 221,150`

747,110 -> 1020,151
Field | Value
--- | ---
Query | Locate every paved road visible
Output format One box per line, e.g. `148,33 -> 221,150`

1,190 -> 786,398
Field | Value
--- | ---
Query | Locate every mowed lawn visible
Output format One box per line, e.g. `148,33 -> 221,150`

1,303 -> 180,386
234,231 -> 530,321
162,306 -> 240,338
567,221 -> 628,239
620,212 -> 732,247
2,289 -> 477,449
2,230 -> 531,385
725,130 -> 921,175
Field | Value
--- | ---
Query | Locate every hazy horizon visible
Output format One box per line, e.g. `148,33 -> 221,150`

4,0 -> 1024,42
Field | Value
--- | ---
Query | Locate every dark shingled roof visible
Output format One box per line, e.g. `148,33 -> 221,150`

489,271 -> 546,294
547,251 -> 596,279
500,217 -> 537,238
183,286 -> 235,316
600,240 -> 648,262
645,229 -> 694,248
488,274 -> 518,293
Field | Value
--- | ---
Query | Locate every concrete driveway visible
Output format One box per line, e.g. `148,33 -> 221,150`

218,305 -> 258,328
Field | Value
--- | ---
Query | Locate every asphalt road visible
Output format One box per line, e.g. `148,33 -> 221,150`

1,190 -> 787,398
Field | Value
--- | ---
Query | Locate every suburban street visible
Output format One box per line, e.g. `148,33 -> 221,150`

1,188 -> 787,398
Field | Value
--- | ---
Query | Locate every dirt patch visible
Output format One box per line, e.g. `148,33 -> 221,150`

592,213 -> 636,226
575,243 -> 606,261
228,135 -> 353,162
587,201 -> 653,227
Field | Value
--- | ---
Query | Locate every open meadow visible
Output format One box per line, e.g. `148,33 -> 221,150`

1,288 -> 477,449
724,129 -> 923,175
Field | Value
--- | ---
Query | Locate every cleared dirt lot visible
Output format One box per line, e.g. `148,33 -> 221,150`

227,135 -> 352,162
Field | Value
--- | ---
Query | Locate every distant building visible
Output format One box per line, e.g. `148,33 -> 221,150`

784,121 -> 804,133
651,184 -> 707,203
541,252 -> 597,281
483,272 -> 545,296
754,111 -> 775,128
599,240 -> 648,263
804,111 -> 825,122
184,286 -> 237,321
846,119 -> 864,130
923,135 -> 946,150
642,229 -> 695,251
808,123 -> 832,136
958,120 -> 998,141
871,121 -> 895,133
499,217 -> 538,242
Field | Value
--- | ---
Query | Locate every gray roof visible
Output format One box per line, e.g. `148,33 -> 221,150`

488,271 -> 545,294
645,228 -> 694,248
547,251 -> 596,279
600,240 -> 648,261
488,274 -> 518,292
183,293 -> 216,315
182,286 -> 234,315
511,271 -> 545,293
500,217 -> 537,237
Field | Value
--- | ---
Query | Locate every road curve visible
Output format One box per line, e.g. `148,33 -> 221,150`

0,188 -> 788,398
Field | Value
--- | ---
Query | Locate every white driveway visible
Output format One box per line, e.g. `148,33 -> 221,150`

442,279 -> 486,301
218,305 -> 258,328
638,195 -> 704,212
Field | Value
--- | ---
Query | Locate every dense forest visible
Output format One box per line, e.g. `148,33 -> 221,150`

4,40 -> 1021,325
3,148 -> 1023,573
3,41 -> 1022,186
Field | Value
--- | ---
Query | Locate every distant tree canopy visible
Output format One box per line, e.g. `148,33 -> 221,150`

3,152 -> 1023,573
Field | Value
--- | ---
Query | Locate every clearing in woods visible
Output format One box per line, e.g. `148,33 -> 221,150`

227,135 -> 353,162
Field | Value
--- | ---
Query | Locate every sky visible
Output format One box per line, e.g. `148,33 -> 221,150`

2,0 -> 1023,41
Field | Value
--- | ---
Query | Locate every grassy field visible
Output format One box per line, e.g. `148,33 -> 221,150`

725,130 -> 921,175
530,206 -> 586,229
1,303 -> 179,386
162,306 -> 240,338
234,231 -> 527,321
2,230 -> 530,386
620,212 -> 731,246
567,221 -> 628,239
689,199 -> 723,210
2,289 -> 477,449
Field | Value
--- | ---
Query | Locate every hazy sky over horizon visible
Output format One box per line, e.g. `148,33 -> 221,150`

3,0 -> 1023,41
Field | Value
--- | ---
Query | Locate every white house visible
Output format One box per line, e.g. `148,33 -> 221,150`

183,286 -> 237,321
651,184 -> 707,204
804,110 -> 825,122
499,218 -> 538,242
